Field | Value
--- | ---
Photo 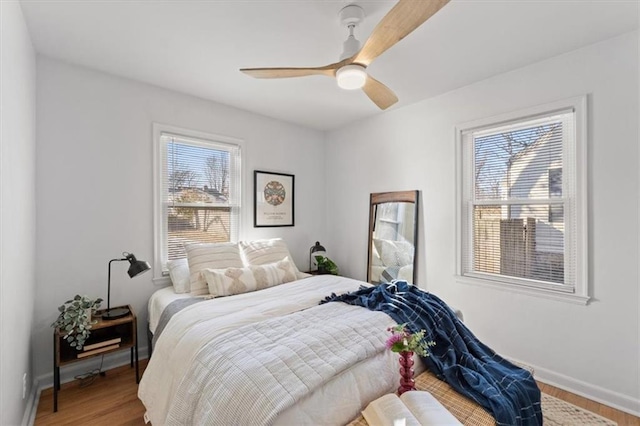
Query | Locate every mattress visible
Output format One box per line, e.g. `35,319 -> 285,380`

147,286 -> 194,334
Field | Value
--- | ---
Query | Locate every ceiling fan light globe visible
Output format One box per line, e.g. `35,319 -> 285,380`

336,65 -> 367,90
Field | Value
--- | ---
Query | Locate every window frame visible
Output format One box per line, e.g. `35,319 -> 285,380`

455,96 -> 589,304
152,123 -> 243,283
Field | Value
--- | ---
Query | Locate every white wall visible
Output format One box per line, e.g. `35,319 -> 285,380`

0,2 -> 37,424
325,32 -> 639,413
33,57 -> 326,385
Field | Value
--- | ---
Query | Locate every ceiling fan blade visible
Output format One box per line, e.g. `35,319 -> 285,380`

362,75 -> 398,110
240,59 -> 350,79
354,0 -> 450,67
240,67 -> 333,79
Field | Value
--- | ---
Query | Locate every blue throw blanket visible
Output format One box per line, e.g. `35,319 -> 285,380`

321,281 -> 542,426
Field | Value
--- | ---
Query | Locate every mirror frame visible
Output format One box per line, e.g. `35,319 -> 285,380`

366,190 -> 419,284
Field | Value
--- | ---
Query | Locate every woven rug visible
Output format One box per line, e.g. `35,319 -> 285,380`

542,393 -> 616,425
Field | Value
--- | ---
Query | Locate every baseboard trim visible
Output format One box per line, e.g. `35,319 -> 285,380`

26,346 -> 149,424
21,381 -> 40,426
508,356 -> 640,417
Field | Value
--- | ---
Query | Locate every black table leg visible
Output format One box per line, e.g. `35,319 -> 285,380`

53,334 -> 59,412
135,334 -> 139,383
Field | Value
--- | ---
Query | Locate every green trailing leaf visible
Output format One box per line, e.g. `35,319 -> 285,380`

51,295 -> 103,351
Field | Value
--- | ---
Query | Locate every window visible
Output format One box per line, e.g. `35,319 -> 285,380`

153,124 -> 242,280
456,97 -> 588,303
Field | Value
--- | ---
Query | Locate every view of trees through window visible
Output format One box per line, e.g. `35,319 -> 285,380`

164,138 -> 235,260
472,118 -> 565,284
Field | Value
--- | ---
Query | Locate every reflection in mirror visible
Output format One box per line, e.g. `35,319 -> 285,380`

367,191 -> 419,285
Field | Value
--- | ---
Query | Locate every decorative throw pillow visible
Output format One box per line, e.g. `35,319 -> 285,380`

239,238 -> 305,279
184,242 -> 244,296
373,239 -> 414,267
203,257 -> 297,297
167,258 -> 190,294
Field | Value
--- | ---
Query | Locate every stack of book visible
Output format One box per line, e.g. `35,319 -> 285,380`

77,337 -> 121,358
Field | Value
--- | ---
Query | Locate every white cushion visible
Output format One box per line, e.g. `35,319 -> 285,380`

373,239 -> 414,267
371,243 -> 384,266
184,242 -> 243,296
167,258 -> 191,294
239,238 -> 305,279
203,257 -> 297,297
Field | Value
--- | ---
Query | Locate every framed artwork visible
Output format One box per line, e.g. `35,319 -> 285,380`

254,170 -> 295,227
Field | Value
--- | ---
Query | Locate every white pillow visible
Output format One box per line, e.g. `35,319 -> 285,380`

239,238 -> 305,279
184,242 -> 244,296
373,239 -> 414,267
371,243 -> 384,266
203,257 -> 297,297
167,258 -> 190,294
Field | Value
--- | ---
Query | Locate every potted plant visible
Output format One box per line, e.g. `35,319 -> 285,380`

51,295 -> 103,350
314,255 -> 339,275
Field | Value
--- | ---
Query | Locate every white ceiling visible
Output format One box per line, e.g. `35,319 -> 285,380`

20,0 -> 639,131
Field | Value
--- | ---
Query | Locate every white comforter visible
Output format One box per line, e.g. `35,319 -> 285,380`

139,275 -> 425,425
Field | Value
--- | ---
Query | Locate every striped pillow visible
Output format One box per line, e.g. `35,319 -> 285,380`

202,257 -> 297,297
239,238 -> 304,278
184,242 -> 243,296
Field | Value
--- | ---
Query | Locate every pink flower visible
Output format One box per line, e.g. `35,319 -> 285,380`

385,333 -> 404,350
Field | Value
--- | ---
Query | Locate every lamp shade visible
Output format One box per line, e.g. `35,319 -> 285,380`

126,253 -> 151,278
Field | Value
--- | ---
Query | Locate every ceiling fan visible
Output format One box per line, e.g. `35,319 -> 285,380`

240,0 -> 451,110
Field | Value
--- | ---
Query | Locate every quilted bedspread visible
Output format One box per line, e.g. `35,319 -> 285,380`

139,276 -> 412,425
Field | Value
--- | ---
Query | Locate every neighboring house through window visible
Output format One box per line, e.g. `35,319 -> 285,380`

548,168 -> 563,223
153,124 -> 242,280
456,97 -> 588,303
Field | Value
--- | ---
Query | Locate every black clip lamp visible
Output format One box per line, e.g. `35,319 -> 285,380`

309,241 -> 327,272
102,252 -> 150,320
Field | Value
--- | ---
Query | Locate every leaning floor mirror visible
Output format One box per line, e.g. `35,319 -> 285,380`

367,190 -> 419,285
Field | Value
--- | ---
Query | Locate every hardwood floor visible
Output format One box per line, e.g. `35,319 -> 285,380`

35,360 -> 148,426
35,360 -> 639,425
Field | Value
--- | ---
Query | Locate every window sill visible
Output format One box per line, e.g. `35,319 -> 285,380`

455,275 -> 590,305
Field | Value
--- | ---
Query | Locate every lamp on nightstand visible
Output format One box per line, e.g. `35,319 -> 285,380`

102,252 -> 150,320
309,241 -> 327,272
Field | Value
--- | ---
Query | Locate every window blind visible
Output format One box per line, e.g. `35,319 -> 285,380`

461,111 -> 576,291
160,132 -> 241,263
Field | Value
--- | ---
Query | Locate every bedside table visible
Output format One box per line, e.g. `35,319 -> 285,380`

53,304 -> 138,412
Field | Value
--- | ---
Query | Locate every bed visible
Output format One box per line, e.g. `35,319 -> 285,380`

140,274 -> 427,425
139,239 -> 538,425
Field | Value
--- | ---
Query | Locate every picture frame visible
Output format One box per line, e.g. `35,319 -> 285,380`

254,170 -> 295,227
